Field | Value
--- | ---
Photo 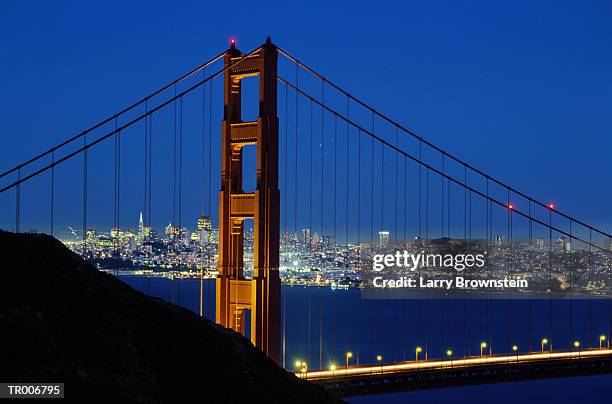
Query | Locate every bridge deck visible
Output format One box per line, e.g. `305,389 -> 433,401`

298,348 -> 612,396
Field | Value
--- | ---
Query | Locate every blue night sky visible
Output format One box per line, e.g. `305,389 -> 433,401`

0,0 -> 610,236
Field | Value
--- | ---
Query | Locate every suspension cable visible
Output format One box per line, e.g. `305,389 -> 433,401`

0,51 -> 226,181
1,47 -> 263,195
277,47 -> 611,240
277,76 -> 610,253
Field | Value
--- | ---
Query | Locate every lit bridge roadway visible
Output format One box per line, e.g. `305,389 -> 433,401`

297,348 -> 612,396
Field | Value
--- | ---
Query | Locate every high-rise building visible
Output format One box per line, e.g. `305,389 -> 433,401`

302,228 -> 312,243
379,231 -> 390,247
197,215 -> 213,242
138,211 -> 144,233
197,215 -> 213,232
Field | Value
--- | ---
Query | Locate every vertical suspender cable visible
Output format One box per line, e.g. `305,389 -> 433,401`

319,81 -> 325,369
418,141 -> 422,240
178,96 -> 183,228
113,119 -> 119,275
395,128 -> 398,246
284,80 -> 289,238
440,155 -> 445,351
425,166 -> 429,358
172,85 -> 177,227
447,164 -> 451,238
441,155 -> 445,238
50,151 -> 54,235
177,95 -> 182,305
528,200 -> 533,352
207,77 -> 212,316
145,100 -> 149,230
345,97 -> 351,361
16,168 -> 20,233
508,190 -> 512,352
570,220 -> 574,345
463,166 -> 467,356
294,64 -> 299,360
381,144 -> 384,237
308,99 -> 313,364
283,80 -> 288,368
549,206 -> 553,350
143,109 -> 150,295
83,133 -> 88,258
415,142 -> 420,353
147,111 -> 153,296
199,71 -> 206,318
588,228 -> 592,347
485,178 -> 493,355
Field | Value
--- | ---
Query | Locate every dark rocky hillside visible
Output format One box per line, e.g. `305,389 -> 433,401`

0,230 -> 340,403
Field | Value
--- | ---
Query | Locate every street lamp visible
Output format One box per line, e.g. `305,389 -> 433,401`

480,342 -> 487,357
415,346 -> 423,362
600,335 -> 607,349
345,352 -> 353,370
574,341 -> 581,357
376,355 -> 383,374
301,362 -> 308,379
541,338 -> 548,352
447,349 -> 453,368
512,345 -> 518,361
329,364 -> 336,376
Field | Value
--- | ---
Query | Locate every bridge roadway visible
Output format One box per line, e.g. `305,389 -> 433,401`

297,348 -> 612,396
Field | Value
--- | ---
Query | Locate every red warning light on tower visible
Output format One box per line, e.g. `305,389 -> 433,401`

548,203 -> 555,210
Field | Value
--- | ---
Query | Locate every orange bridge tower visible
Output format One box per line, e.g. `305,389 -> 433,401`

216,38 -> 281,363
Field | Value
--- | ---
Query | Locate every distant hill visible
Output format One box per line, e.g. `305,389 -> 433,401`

0,231 -> 340,403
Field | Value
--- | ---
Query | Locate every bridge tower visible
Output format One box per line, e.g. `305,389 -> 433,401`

216,38 -> 280,363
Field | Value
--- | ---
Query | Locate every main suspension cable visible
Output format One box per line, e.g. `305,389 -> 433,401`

277,47 -> 610,240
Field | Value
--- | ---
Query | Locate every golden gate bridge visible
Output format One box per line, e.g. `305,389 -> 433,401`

1,37 -> 611,396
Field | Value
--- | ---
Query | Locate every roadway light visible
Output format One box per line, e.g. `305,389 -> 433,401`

295,360 -> 302,369
480,342 -> 487,357
376,355 -> 382,362
574,341 -> 581,358
541,338 -> 548,352
600,335 -> 607,349
512,345 -> 518,352
446,349 -> 453,357
346,352 -> 353,369
329,364 -> 336,375
416,346 -> 423,362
